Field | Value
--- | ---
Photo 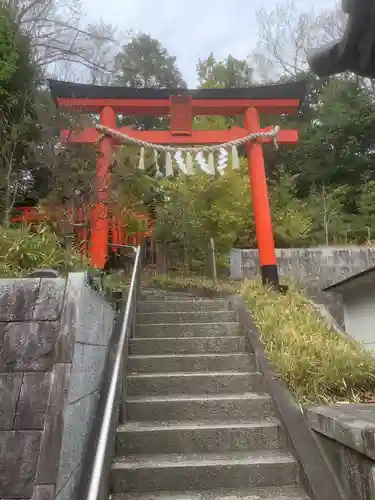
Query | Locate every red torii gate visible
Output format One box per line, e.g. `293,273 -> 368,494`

49,80 -> 306,287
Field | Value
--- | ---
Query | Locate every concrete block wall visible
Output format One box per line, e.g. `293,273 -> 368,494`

230,247 -> 375,285
55,275 -> 115,500
306,405 -> 375,500
0,277 -> 67,500
230,247 -> 375,324
0,274 -> 115,500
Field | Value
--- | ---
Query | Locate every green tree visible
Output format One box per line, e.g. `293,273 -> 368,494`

352,181 -> 375,244
111,145 -> 166,221
114,33 -> 186,89
268,171 -> 313,247
113,33 -> 186,131
0,6 -> 18,85
154,163 -> 252,274
285,77 -> 375,192
0,6 -> 39,225
307,185 -> 350,245
197,53 -> 252,88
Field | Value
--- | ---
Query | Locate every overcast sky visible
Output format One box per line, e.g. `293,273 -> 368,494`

82,0 -> 338,87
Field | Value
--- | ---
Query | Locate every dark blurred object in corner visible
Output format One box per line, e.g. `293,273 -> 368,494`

307,0 -> 375,77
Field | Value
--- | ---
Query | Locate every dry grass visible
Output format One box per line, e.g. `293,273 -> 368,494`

149,274 -> 375,404
241,280 -> 375,404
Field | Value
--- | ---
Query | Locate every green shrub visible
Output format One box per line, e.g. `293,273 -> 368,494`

0,225 -> 84,276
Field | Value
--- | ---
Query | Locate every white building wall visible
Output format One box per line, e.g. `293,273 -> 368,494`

342,283 -> 375,352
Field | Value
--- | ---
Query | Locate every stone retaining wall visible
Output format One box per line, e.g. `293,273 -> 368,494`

306,405 -> 375,500
0,274 -> 115,500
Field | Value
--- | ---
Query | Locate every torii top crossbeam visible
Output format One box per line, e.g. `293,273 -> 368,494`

49,79 -> 306,287
50,80 -> 306,146
49,79 -> 306,115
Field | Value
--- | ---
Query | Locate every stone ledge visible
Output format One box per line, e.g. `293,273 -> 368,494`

0,279 -> 40,322
33,279 -> 66,321
0,278 -> 66,323
0,430 -> 42,497
0,373 -> 23,430
0,321 -> 60,372
305,404 -> 375,461
15,372 -> 51,430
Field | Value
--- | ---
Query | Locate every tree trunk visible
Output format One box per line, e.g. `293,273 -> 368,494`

3,175 -> 12,229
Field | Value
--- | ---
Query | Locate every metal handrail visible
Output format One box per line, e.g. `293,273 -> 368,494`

86,245 -> 141,500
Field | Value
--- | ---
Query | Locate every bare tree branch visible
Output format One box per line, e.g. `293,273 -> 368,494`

5,0 -> 118,77
251,0 -> 346,82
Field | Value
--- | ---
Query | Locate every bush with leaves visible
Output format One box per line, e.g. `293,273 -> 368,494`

0,225 -> 84,276
154,162 -> 252,275
269,171 -> 314,247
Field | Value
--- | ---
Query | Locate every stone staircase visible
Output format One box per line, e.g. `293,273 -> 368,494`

111,290 -> 311,499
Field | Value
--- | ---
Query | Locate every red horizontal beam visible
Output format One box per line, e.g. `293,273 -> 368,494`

56,98 -> 300,116
61,126 -> 298,145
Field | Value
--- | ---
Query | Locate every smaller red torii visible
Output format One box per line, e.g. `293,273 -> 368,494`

50,80 -> 306,287
11,205 -> 153,259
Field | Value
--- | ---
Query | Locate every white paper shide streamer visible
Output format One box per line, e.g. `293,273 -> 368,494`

154,147 -> 239,178
217,148 -> 229,175
196,151 -> 210,175
96,123 -> 280,179
186,152 -> 195,175
154,150 -> 163,179
165,152 -> 173,177
138,147 -> 145,171
174,151 -> 188,175
231,145 -> 240,170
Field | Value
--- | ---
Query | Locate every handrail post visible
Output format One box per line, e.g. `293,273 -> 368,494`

131,289 -> 136,339
120,351 -> 127,425
132,246 -> 142,339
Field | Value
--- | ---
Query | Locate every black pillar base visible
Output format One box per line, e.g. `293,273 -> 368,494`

261,265 -> 287,293
261,264 -> 279,287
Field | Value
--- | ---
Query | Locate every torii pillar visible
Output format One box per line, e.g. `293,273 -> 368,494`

245,107 -> 278,287
91,107 -> 116,269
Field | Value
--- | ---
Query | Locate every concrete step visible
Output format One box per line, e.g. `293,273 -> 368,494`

128,353 -> 256,374
111,450 -> 299,492
129,336 -> 246,355
139,291 -> 195,302
137,311 -> 237,325
127,372 -> 263,396
141,288 -> 193,293
116,420 -> 286,455
125,393 -> 276,422
137,300 -> 230,314
112,485 -> 311,499
136,322 -> 241,338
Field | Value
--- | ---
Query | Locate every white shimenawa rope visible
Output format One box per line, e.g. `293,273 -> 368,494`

95,124 -> 280,153
95,123 -> 280,177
